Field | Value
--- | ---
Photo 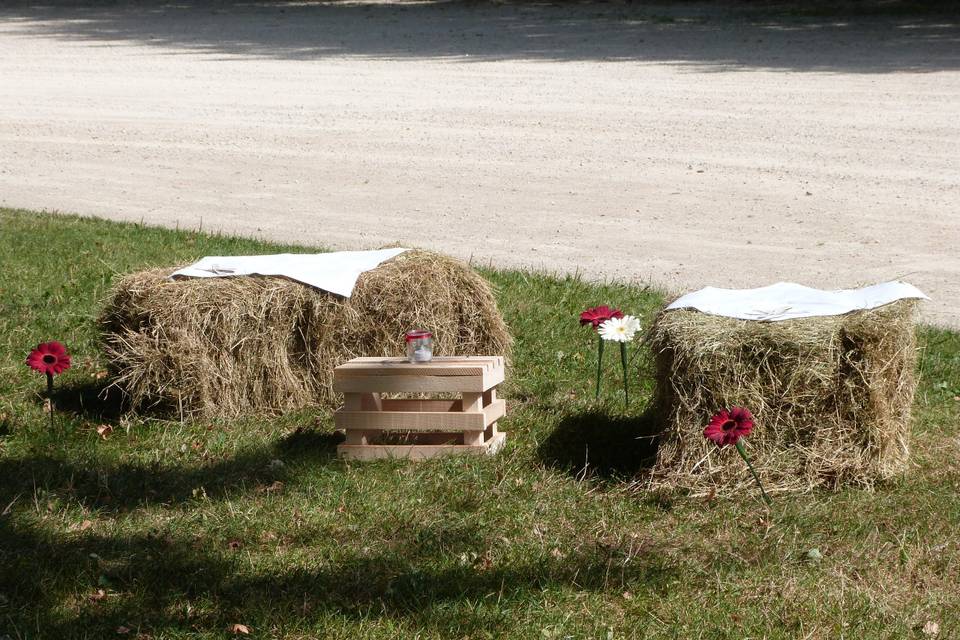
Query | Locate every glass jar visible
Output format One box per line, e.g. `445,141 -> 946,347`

405,329 -> 434,363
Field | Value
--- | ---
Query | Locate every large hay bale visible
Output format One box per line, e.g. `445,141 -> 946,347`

648,300 -> 919,493
100,250 -> 512,419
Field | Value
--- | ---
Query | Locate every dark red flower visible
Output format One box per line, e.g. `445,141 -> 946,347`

26,341 -> 71,376
703,406 -> 754,447
579,305 -> 624,330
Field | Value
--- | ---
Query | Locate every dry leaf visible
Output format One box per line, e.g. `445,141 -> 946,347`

257,480 -> 284,494
475,553 -> 493,571
89,588 -> 107,602
116,626 -> 131,635
97,425 -> 113,440
266,480 -> 283,493
70,519 -> 94,532
923,621 -> 940,637
229,623 -> 251,635
94,371 -> 108,380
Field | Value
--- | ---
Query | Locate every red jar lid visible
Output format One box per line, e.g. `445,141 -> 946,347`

405,329 -> 433,342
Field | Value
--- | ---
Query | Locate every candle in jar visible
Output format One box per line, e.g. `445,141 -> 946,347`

405,329 -> 433,363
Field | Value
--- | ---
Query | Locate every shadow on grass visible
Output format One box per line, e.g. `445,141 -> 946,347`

0,515 -> 678,637
538,408 -> 661,480
0,427 -> 342,513
50,379 -> 129,422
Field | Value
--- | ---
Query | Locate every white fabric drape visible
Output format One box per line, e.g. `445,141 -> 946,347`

170,248 -> 408,297
665,281 -> 929,321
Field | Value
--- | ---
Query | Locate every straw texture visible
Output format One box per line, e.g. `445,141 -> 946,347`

100,250 -> 512,419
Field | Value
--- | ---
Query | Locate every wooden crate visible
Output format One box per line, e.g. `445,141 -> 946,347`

333,356 -> 507,460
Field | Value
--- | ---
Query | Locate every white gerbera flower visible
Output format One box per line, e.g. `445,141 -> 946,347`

598,315 -> 641,342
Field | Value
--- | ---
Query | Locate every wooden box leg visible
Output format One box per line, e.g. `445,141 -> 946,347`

345,430 -> 377,445
462,392 -> 485,446
482,389 -> 499,441
343,392 -> 382,445
482,388 -> 496,407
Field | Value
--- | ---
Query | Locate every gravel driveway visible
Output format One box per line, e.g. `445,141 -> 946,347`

1,1 -> 958,326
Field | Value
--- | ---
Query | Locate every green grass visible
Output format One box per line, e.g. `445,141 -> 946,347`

1,207 -> 958,639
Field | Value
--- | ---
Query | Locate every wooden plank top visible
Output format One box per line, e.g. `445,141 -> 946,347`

335,356 -> 504,378
333,356 -> 505,393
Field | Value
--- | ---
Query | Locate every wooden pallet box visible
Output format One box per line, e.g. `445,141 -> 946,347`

333,356 -> 507,460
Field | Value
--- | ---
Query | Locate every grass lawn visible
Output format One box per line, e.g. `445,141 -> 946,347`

1,208 -> 958,639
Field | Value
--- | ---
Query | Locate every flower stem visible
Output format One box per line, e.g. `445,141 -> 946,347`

46,372 -> 54,431
735,440 -> 771,506
595,335 -> 604,400
619,342 -> 629,408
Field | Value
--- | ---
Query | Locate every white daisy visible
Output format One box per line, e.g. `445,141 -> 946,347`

598,315 -> 641,342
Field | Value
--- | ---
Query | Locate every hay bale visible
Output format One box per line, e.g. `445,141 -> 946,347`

100,250 -> 512,419
648,300 -> 919,493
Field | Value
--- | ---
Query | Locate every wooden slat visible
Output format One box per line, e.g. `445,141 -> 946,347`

335,356 -> 503,378
342,356 -> 501,366
335,400 -> 505,434
483,399 -> 506,427
337,408 -> 480,431
379,398 -> 462,412
334,374 -> 486,393
336,356 -> 498,366
481,365 -> 505,391
338,432 -> 506,461
334,357 -> 504,392
335,399 -> 505,432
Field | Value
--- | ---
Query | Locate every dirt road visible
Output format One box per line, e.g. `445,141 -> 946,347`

1,2 -> 958,326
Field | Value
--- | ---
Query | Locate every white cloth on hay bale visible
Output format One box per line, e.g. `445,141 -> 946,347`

666,280 -> 929,322
169,248 -> 408,297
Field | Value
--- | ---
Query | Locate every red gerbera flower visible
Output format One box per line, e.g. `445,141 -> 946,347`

579,305 -> 624,330
703,406 -> 754,447
26,341 -> 72,376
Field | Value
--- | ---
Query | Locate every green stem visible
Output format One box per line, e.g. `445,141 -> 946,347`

595,335 -> 604,400
735,440 -> 771,506
46,373 -> 54,431
619,342 -> 629,408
